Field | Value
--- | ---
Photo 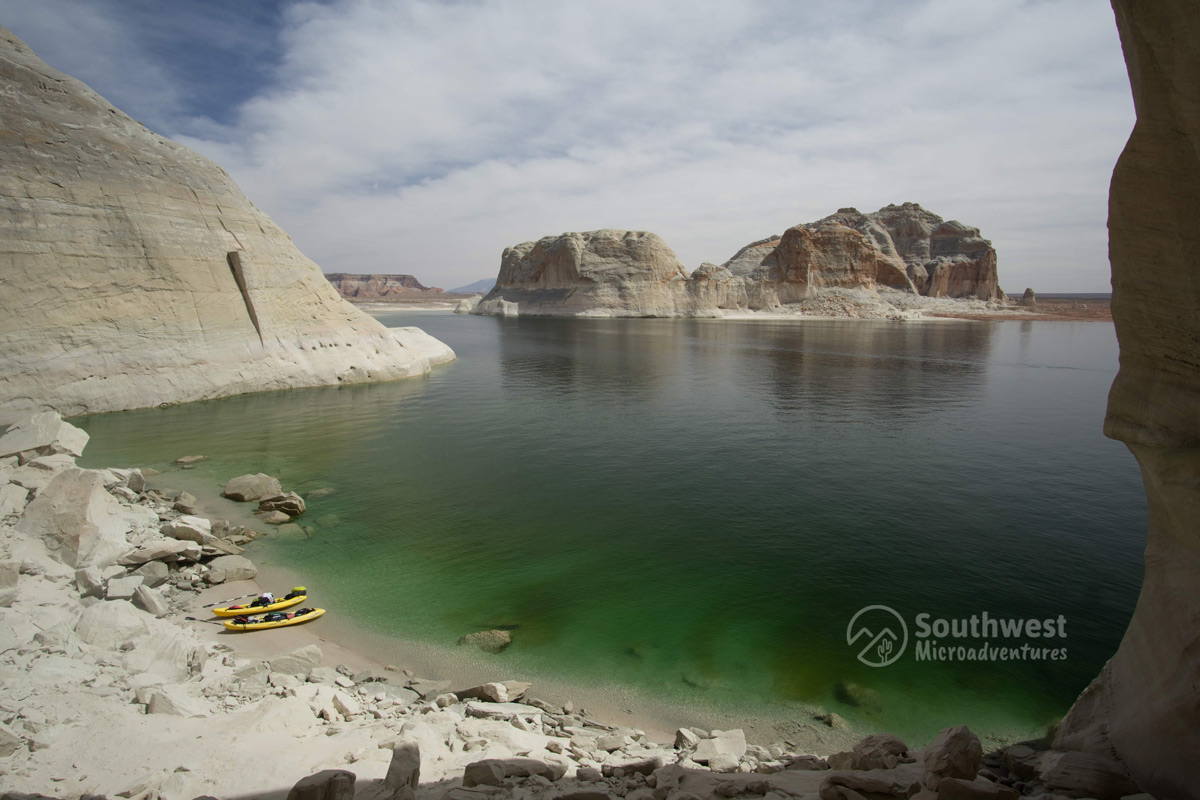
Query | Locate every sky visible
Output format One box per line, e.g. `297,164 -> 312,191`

2,0 -> 1134,292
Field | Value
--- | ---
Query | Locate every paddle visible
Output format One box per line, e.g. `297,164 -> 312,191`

198,592 -> 262,609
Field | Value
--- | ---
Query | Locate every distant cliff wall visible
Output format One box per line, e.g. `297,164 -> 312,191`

326,273 -> 451,300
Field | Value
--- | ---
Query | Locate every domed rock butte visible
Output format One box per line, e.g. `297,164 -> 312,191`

472,203 -> 1003,318
0,26 -> 454,425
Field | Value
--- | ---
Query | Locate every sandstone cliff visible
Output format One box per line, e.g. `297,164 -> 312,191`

475,205 -> 1002,318
726,204 -> 1004,301
0,27 -> 454,424
1053,3 -> 1200,799
478,230 -> 695,317
326,273 -> 451,301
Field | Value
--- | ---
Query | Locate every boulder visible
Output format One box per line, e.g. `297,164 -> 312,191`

0,483 -> 29,517
119,539 -> 203,565
463,758 -> 564,787
0,721 -> 22,757
0,412 -> 89,459
1037,751 -> 1141,799
74,566 -> 104,597
105,575 -> 144,600
846,733 -> 909,771
161,515 -> 217,546
132,560 -> 170,588
785,755 -> 829,771
458,629 -> 512,653
286,770 -> 356,800
922,725 -> 982,789
132,585 -> 170,618
934,777 -> 1019,800
692,729 -> 747,765
15,468 -> 139,568
820,771 -> 921,800
408,679 -> 452,699
708,753 -> 740,773
1001,744 -> 1038,781
206,555 -> 256,581
259,491 -> 306,518
457,680 -> 531,703
147,685 -> 208,718
172,491 -> 198,515
385,742 -> 421,793
1019,288 -> 1037,307
256,510 -> 292,525
126,469 -> 146,493
674,728 -> 700,749
267,643 -> 323,676
223,474 -> 282,502
0,560 -> 18,607
124,625 -> 199,681
74,600 -> 149,648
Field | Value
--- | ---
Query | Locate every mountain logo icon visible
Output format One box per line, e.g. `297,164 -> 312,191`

847,605 -> 908,667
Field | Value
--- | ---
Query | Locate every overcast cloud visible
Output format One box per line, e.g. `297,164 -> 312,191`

2,0 -> 1132,291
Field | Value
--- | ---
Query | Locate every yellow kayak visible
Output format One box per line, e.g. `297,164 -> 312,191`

212,589 -> 307,617
223,608 -> 325,631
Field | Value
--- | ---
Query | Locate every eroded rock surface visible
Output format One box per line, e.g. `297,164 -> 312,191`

475,205 -> 1002,318
0,27 -> 453,424
1053,4 -> 1200,800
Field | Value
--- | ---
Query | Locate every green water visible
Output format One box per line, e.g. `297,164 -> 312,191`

77,313 -> 1145,744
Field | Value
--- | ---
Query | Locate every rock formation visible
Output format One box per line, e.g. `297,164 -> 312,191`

474,205 -> 1002,318
728,204 -> 1004,301
1053,4 -> 1200,799
0,27 -> 453,424
480,229 -> 694,317
325,273 -> 449,301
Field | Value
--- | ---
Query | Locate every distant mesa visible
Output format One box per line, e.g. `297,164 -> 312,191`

325,273 -> 491,303
326,273 -> 444,300
0,26 -> 454,423
450,278 -> 497,295
473,204 -> 1004,319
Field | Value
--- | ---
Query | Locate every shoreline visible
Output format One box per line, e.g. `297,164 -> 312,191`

162,466 -> 1042,757
0,416 -> 1134,798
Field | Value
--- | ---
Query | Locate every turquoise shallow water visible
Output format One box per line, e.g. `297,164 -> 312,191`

77,313 -> 1145,744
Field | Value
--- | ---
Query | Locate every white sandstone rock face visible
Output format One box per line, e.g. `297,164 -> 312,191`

0,412 -> 89,459
74,599 -> 150,648
0,27 -> 454,424
14,468 -> 143,568
478,230 -> 695,318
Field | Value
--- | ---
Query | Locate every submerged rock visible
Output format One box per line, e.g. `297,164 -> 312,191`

458,629 -> 512,653
258,491 -> 306,519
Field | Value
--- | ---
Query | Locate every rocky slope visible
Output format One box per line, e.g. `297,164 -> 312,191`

0,27 -> 454,425
0,412 -> 1145,799
473,205 -> 1003,318
1053,3 -> 1200,799
326,273 -> 452,302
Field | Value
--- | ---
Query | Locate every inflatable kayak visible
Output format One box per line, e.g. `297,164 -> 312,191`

212,588 -> 307,617
223,608 -> 325,631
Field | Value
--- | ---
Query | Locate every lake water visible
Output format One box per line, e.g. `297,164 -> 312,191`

77,312 -> 1146,744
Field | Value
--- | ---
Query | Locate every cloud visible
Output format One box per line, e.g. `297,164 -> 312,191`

8,0 -> 1133,291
